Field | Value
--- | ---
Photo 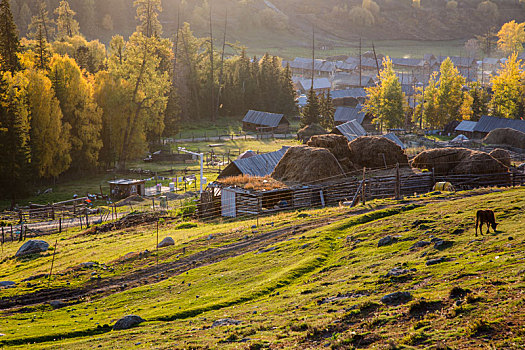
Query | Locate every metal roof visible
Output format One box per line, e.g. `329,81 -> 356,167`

336,120 -> 367,141
108,179 -> 146,185
242,110 -> 286,128
334,105 -> 366,124
455,120 -> 477,133
382,133 -> 406,149
231,147 -> 290,177
298,78 -> 331,91
473,115 -> 525,134
333,73 -> 374,87
331,88 -> 367,99
391,58 -> 424,67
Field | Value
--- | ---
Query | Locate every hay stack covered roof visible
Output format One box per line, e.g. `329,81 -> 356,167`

348,136 -> 408,169
483,128 -> 525,149
411,148 -> 508,175
271,146 -> 345,184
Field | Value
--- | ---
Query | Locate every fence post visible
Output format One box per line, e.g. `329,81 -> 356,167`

1,226 -> 4,244
395,163 -> 401,200
47,239 -> 58,289
59,218 -> 62,233
10,224 -> 13,241
362,167 -> 366,205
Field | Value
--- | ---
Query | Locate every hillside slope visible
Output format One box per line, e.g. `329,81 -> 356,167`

0,188 -> 524,349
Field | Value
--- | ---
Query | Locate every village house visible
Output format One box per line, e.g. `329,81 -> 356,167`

108,179 -> 146,200
472,115 -> 525,139
332,72 -> 374,90
295,77 -> 332,95
334,105 -> 377,132
331,88 -> 367,107
242,110 -> 290,133
217,147 -> 289,179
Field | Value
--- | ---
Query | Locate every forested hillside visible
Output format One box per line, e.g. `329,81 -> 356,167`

10,0 -> 525,45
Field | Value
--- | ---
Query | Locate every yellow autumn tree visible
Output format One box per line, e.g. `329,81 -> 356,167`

497,20 -> 525,55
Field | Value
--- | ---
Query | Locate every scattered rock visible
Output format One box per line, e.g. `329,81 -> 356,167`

434,239 -> 454,250
426,257 -> 447,266
80,262 -> 97,269
386,268 -> 410,277
15,240 -> 49,257
378,235 -> 398,247
381,291 -> 412,305
211,318 -> 241,328
0,281 -> 16,288
411,241 -> 430,249
112,315 -> 145,330
158,237 -> 175,248
49,300 -> 66,309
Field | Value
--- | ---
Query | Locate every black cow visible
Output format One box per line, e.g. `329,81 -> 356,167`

475,210 -> 498,236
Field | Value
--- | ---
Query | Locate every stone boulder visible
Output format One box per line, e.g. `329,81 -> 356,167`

0,281 -> 16,288
113,315 -> 145,330
158,237 -> 175,248
381,291 -> 412,305
15,240 -> 49,257
211,318 -> 242,328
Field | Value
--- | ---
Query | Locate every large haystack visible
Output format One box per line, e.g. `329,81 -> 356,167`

297,124 -> 327,143
307,134 -> 358,173
412,147 -> 508,175
489,148 -> 511,167
271,146 -> 345,184
452,152 -> 508,175
483,128 -> 525,149
411,148 -> 472,175
348,136 -> 409,169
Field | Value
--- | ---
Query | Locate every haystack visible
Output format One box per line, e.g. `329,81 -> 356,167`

411,148 -> 472,175
412,148 -> 508,175
483,128 -> 525,149
489,148 -> 511,167
348,136 -> 408,169
297,124 -> 327,143
271,146 -> 345,184
307,134 -> 358,173
452,151 -> 508,175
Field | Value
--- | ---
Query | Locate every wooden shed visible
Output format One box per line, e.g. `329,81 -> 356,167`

108,179 -> 146,200
242,110 -> 290,133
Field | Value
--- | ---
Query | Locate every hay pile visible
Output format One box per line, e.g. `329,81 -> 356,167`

348,136 -> 408,169
216,175 -> 285,191
271,146 -> 345,184
297,124 -> 327,143
307,134 -> 358,173
483,128 -> 525,149
489,148 -> 511,167
412,147 -> 508,175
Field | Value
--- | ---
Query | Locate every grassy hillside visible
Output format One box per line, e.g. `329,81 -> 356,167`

0,188 -> 524,349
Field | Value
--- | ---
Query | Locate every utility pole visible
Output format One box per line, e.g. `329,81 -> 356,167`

209,5 -> 215,122
359,37 -> 362,87
372,43 -> 381,83
311,26 -> 315,89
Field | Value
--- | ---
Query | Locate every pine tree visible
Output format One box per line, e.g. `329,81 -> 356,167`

0,71 -> 31,207
320,91 -> 335,130
28,0 -> 54,42
0,0 -> 21,72
279,63 -> 298,116
301,87 -> 320,126
55,0 -> 79,39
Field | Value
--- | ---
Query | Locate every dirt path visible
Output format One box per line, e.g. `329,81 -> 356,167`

0,204 -> 385,311
0,189 -> 501,311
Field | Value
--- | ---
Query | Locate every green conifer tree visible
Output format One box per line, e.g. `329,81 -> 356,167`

0,0 -> 21,72
301,87 -> 320,127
